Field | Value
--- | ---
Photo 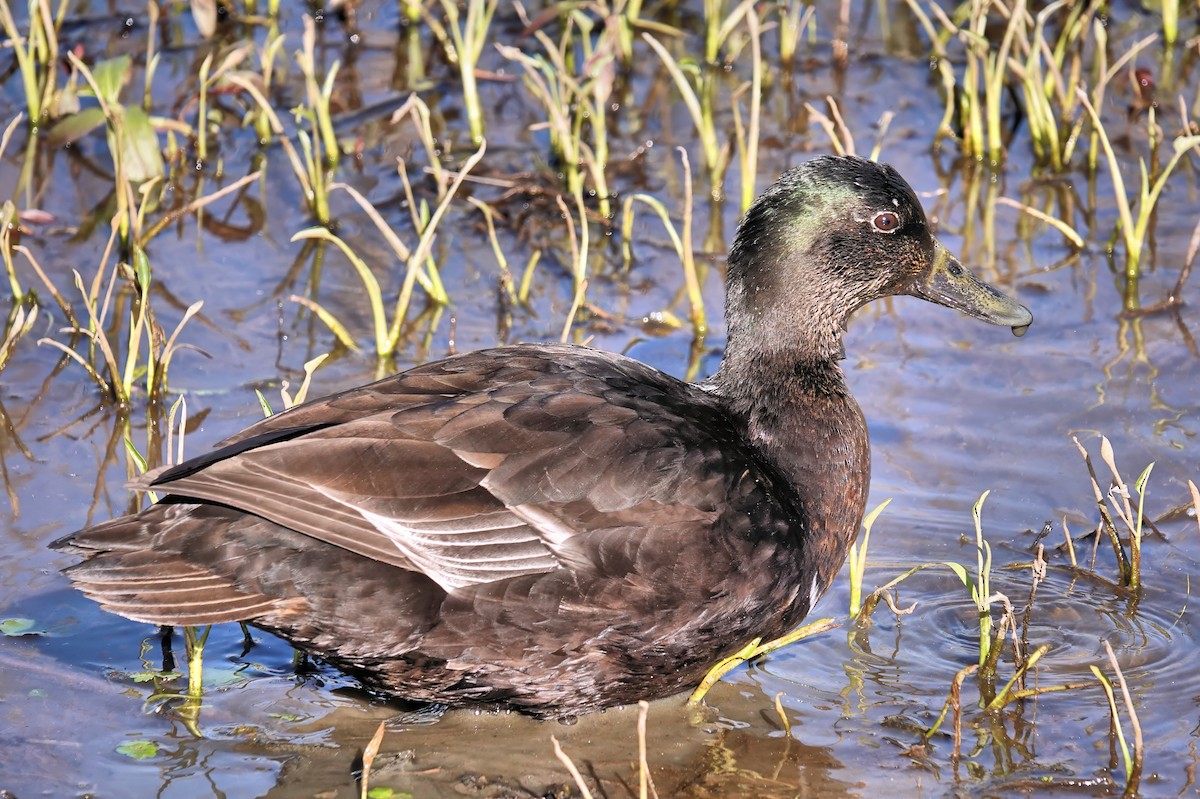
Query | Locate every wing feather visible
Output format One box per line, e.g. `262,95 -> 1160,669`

113,346 -> 747,594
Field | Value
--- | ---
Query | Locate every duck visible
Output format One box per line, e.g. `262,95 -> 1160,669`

53,155 -> 1032,719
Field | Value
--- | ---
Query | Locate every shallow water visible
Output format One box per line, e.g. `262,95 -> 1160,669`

3,1 -> 1200,797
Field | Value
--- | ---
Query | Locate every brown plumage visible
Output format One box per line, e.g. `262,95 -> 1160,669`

54,156 -> 1032,718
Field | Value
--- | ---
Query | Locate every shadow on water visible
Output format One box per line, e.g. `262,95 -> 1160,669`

2,0 -> 1200,796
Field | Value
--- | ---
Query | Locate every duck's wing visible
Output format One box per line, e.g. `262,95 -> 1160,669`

82,347 -> 753,596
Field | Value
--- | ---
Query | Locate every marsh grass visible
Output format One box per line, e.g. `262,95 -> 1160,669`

728,4 -> 762,213
0,138 -> 28,299
0,301 -> 37,373
1073,436 -> 1156,591
776,0 -> 815,68
620,148 -> 707,338
227,50 -> 335,224
556,191 -> 591,343
1076,89 -> 1200,309
917,539 -> 1098,771
37,235 -> 204,406
642,32 -> 729,199
905,0 -> 1109,170
847,498 -> 891,617
0,0 -> 63,126
498,2 -> 616,220
435,0 -> 498,145
552,699 -> 658,799
292,143 -> 485,365
687,616 -> 839,706
1092,640 -> 1144,797
960,491 -> 1003,672
192,44 -> 258,167
805,97 -> 894,163
854,492 -> 1011,674
905,0 -> 1022,164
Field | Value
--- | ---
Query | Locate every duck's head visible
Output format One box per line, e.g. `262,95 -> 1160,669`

724,155 -> 1032,364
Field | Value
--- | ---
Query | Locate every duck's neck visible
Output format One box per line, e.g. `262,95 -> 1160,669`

709,344 -> 870,595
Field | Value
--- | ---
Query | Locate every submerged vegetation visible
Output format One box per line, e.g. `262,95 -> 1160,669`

2,0 -> 1200,795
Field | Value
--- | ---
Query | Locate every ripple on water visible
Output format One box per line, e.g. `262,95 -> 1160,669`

857,562 -> 1200,703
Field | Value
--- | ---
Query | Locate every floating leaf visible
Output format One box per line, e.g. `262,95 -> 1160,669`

0,618 -> 36,636
116,740 -> 159,760
125,670 -> 182,683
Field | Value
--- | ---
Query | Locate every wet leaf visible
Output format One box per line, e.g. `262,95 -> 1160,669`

134,246 -> 152,288
942,562 -> 971,589
120,106 -> 165,183
367,788 -> 412,799
191,0 -> 217,38
116,740 -> 159,760
0,618 -> 36,636
125,670 -> 181,683
640,310 -> 683,335
84,56 -> 132,105
47,107 -> 106,145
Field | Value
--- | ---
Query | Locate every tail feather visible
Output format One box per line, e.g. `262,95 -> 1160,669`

55,502 -> 291,627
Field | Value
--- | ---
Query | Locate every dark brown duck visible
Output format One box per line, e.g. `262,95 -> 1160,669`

54,156 -> 1032,718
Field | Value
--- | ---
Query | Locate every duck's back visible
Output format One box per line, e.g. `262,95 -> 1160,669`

57,344 -> 853,716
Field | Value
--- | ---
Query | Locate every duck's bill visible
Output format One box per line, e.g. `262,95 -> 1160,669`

908,241 -> 1033,337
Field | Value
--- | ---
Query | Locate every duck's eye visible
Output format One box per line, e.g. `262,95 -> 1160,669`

871,211 -> 901,233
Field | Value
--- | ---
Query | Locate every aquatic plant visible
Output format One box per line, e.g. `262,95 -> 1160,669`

49,54 -> 166,249
847,499 -> 892,617
903,0 -> 1104,169
0,301 -> 37,374
688,616 -> 838,706
730,5 -> 762,214
643,33 -> 728,198
292,143 -> 485,365
1073,436 -> 1156,592
1076,91 -> 1200,310
498,2 -> 616,220
620,148 -> 707,338
435,0 -> 497,144
1092,641 -> 1143,797
224,20 -> 342,226
0,0 -> 62,126
38,241 -> 204,406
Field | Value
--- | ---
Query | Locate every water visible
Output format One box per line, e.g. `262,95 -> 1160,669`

3,1 -> 1200,796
